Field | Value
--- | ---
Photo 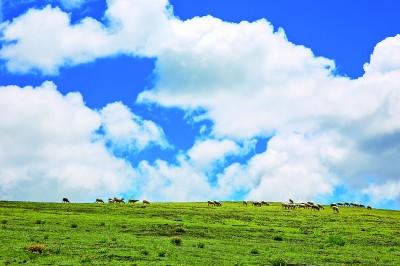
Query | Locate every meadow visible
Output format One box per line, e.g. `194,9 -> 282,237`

0,201 -> 399,265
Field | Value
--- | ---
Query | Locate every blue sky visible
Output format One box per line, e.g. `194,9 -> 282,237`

0,0 -> 400,209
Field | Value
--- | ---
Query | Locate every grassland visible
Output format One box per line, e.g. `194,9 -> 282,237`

0,201 -> 399,265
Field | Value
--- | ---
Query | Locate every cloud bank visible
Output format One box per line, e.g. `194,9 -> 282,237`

1,0 -> 400,206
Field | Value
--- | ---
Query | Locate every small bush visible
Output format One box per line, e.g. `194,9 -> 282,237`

270,258 -> 287,266
158,251 -> 166,257
1,219 -> 7,224
197,242 -> 205,248
327,235 -> 345,246
273,235 -> 283,241
26,243 -> 47,254
71,223 -> 78,229
171,237 -> 182,246
250,248 -> 259,255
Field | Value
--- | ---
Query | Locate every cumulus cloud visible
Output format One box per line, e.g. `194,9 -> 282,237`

1,0 -> 400,206
0,82 -> 167,202
101,101 -> 169,151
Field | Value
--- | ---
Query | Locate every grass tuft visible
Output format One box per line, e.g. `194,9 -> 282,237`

273,235 -> 283,241
327,235 -> 345,246
71,223 -> 78,229
26,243 -> 47,254
270,258 -> 287,266
197,242 -> 205,248
250,248 -> 259,255
171,237 -> 182,246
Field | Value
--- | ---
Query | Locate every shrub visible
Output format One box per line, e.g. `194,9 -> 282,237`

71,223 -> 78,229
250,248 -> 259,255
158,251 -> 166,257
26,244 -> 47,254
273,235 -> 283,241
171,237 -> 182,246
197,242 -> 205,248
327,235 -> 345,246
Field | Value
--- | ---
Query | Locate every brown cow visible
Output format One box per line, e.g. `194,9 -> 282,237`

128,199 -> 139,204
207,200 -> 215,206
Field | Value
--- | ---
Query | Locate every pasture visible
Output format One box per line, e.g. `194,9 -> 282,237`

0,201 -> 399,265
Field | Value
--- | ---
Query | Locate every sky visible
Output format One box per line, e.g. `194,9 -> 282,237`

0,0 -> 400,209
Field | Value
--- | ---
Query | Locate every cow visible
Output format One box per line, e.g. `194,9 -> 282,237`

95,198 -> 104,204
62,198 -> 70,203
128,199 -> 139,204
143,200 -> 151,204
242,201 -> 248,206
367,206 -> 372,210
332,205 -> 339,213
113,197 -> 125,204
261,201 -> 270,206
289,199 -> 294,204
213,201 -> 222,207
108,198 -> 114,203
252,201 -> 262,207
207,200 -> 215,206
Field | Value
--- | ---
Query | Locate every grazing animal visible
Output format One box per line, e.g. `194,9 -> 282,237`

317,204 -> 324,210
108,198 -> 114,203
95,198 -> 104,204
332,206 -> 339,213
330,203 -> 337,207
311,205 -> 320,211
367,206 -> 372,210
261,201 -> 269,206
113,197 -> 125,204
207,200 -> 215,206
289,199 -> 294,204
128,199 -> 139,204
252,201 -> 262,207
62,198 -> 70,203
214,201 -> 222,207
143,200 -> 150,204
242,201 -> 248,206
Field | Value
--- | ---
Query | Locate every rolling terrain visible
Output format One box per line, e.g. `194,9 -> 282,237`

0,201 -> 399,265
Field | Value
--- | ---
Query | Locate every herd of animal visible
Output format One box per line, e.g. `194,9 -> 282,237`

62,197 -> 372,214
62,197 -> 150,204
207,198 -> 373,214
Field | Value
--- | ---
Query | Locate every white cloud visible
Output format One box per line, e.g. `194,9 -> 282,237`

187,139 -> 240,170
0,82 -> 168,202
101,101 -> 169,151
362,181 -> 400,203
1,0 -> 400,205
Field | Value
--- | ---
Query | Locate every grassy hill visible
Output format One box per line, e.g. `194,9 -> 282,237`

0,201 -> 399,265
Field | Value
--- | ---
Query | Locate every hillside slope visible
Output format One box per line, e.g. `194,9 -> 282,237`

0,201 -> 399,265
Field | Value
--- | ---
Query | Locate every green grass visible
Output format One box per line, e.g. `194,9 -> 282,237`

0,201 -> 399,265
